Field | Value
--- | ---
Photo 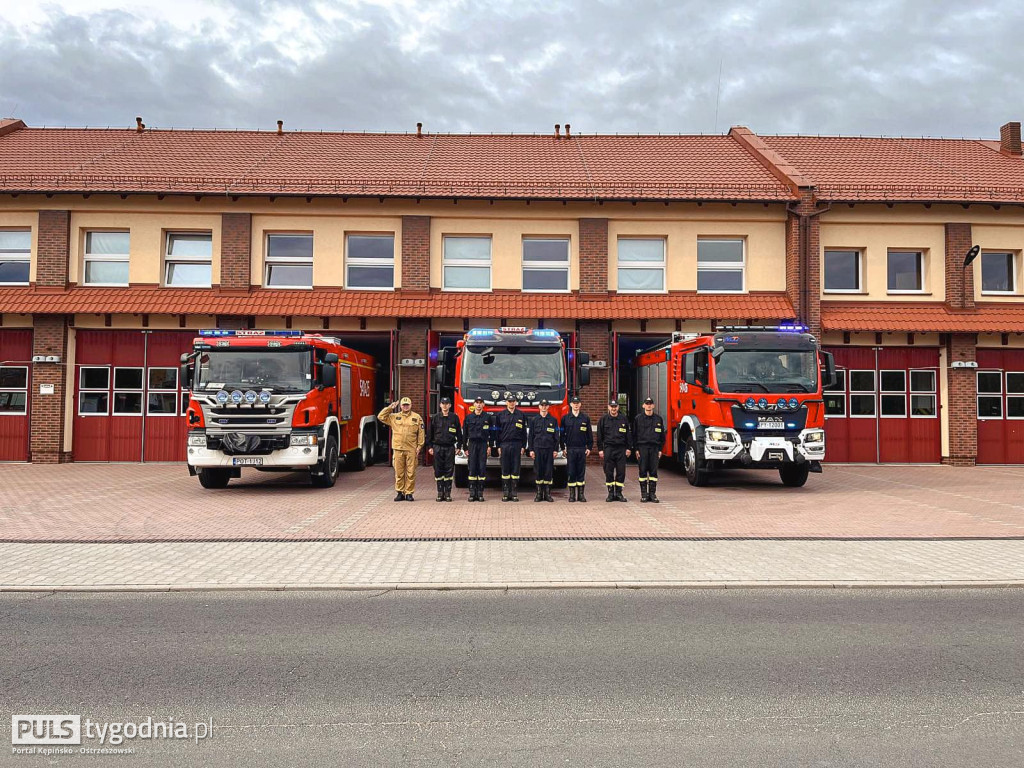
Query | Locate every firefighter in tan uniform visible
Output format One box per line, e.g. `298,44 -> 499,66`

378,396 -> 426,501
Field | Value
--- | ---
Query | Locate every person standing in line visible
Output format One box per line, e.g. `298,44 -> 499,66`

632,396 -> 665,503
528,399 -> 560,503
494,394 -> 527,502
377,396 -> 425,501
428,396 -> 463,503
596,399 -> 631,502
463,397 -> 493,502
560,395 -> 592,503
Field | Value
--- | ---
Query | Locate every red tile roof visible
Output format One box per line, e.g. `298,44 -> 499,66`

822,302 -> 1024,333
0,287 -> 794,320
0,127 -> 795,201
761,135 -> 1024,203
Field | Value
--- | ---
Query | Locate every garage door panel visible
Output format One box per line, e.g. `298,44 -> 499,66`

0,330 -> 31,461
976,349 -> 1024,464
108,416 -> 143,462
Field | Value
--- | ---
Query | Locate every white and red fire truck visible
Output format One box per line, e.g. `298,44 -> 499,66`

433,327 -> 591,488
180,330 -> 378,489
634,325 -> 835,487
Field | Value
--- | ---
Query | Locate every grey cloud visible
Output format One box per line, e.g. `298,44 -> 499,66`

1,0 -> 1023,137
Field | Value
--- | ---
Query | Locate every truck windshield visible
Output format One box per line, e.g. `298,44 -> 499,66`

713,350 -> 818,393
462,346 -> 565,388
195,349 -> 312,393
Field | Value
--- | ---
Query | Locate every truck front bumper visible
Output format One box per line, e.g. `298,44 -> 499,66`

702,427 -> 826,468
187,444 -> 320,470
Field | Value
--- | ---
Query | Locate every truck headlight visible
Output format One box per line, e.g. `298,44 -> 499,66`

290,434 -> 318,446
187,433 -> 207,447
706,429 -> 735,443
804,430 -> 825,444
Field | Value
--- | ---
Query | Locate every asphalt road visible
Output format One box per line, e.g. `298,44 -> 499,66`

2,589 -> 1023,767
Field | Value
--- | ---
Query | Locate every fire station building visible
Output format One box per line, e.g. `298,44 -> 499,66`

1,117 -> 1023,466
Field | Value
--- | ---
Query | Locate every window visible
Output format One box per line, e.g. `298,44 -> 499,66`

164,232 -> 212,287
522,238 -> 569,291
849,370 -> 876,417
977,370 -> 1002,419
148,367 -> 179,415
824,369 -> 846,416
981,251 -> 1017,294
0,230 -> 31,285
265,234 -> 313,288
78,367 -> 110,415
697,238 -> 744,292
879,370 -> 906,417
887,250 -> 924,292
824,249 -> 862,292
1008,372 -> 1024,419
346,234 -> 395,290
443,236 -> 491,290
910,370 -> 937,417
84,231 -> 130,286
0,366 -> 28,415
617,238 -> 665,292
112,367 -> 143,415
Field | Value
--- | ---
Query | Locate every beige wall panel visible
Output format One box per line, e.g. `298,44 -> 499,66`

1,313 -> 33,327
978,333 -> 1024,348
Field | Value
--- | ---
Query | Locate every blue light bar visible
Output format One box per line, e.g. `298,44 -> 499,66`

468,328 -> 498,338
199,330 -> 303,337
776,324 -> 808,333
532,329 -> 561,339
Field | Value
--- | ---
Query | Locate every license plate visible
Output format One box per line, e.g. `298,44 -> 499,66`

768,451 -> 785,461
232,457 -> 263,466
757,419 -> 784,430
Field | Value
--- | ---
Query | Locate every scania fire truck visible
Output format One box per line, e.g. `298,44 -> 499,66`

433,327 -> 590,488
634,325 -> 835,487
180,330 -> 378,489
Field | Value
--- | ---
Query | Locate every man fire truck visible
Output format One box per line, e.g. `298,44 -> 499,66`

180,330 -> 378,489
433,327 -> 590,489
633,325 -> 835,487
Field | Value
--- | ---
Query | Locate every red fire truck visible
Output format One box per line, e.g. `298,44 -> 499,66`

180,330 -> 378,489
433,327 -> 590,488
634,325 -> 835,487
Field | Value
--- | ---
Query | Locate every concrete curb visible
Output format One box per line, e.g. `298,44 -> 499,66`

2,580 -> 1023,593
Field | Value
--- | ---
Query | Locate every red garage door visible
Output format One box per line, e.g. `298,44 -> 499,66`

0,329 -> 32,461
822,347 -> 941,463
976,349 -> 1024,465
73,330 -> 193,462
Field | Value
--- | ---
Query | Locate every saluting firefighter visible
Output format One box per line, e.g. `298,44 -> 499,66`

494,394 -> 528,502
560,395 -> 592,503
463,396 -> 493,502
377,396 -> 426,501
428,396 -> 463,503
528,399 -> 560,503
596,399 -> 632,502
632,397 -> 665,503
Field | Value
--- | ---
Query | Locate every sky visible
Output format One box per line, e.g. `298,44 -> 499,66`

1,0 -> 1022,138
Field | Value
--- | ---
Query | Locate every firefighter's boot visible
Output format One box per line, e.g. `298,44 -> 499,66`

606,485 -> 615,502
568,486 -> 577,503
640,481 -> 649,503
649,481 -> 660,503
616,486 -> 628,502
444,480 -> 453,502
510,480 -> 520,502
436,480 -> 445,502
545,485 -> 554,502
577,485 -> 587,503
534,486 -> 544,502
476,481 -> 485,502
502,479 -> 510,502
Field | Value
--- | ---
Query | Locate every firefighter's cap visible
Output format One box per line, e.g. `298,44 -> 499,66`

570,396 -> 581,404
473,396 -> 484,403
505,394 -> 517,402
439,397 -> 451,405
608,400 -> 620,407
399,397 -> 412,406
643,397 -> 654,404
539,399 -> 550,406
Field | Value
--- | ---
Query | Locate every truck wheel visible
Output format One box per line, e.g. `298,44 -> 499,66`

347,434 -> 368,472
682,436 -> 709,487
454,464 -> 469,488
312,435 -> 340,488
779,464 -> 810,487
197,468 -> 231,489
553,466 -> 568,489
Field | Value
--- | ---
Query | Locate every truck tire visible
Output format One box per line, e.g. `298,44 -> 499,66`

197,468 -> 231,489
552,466 -> 568,489
682,436 -> 709,487
454,464 -> 469,488
779,464 -> 810,488
312,434 -> 340,488
347,434 -> 368,472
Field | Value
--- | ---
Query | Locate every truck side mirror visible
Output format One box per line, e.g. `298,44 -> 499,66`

322,353 -> 338,388
820,350 -> 836,389
179,353 -> 191,391
578,366 -> 591,387
577,351 -> 590,366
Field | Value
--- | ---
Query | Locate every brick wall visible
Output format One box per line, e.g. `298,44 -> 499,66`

29,315 -> 71,463
220,213 -> 252,290
577,320 -> 610,463
944,223 -> 974,310
397,319 -> 430,463
579,218 -> 609,296
401,216 -> 430,291
36,210 -> 71,288
943,332 -> 977,466
786,193 -> 822,335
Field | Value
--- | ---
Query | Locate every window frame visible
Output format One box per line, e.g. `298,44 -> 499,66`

976,369 -> 1003,420
878,369 -> 907,419
0,365 -> 29,416
442,235 -> 492,292
823,248 -> 863,294
264,232 -> 314,290
979,251 -> 1018,296
163,231 -> 213,288
1007,371 -> 1024,420
909,369 -> 938,419
78,366 -> 111,416
616,237 -> 666,294
521,237 -> 571,293
848,369 -> 877,418
83,230 -> 130,287
112,366 -> 144,416
147,367 -> 180,417
345,233 -> 396,291
0,229 -> 31,286
696,237 -> 746,294
823,368 -> 846,418
886,249 -> 926,294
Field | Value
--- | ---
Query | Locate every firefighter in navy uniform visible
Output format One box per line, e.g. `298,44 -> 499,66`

528,399 -> 560,503
596,400 -> 631,502
428,396 -> 463,503
560,396 -> 592,503
463,396 -> 493,502
494,394 -> 528,502
632,397 -> 665,503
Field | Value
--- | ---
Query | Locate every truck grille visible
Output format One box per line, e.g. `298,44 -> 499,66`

195,393 -> 303,436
